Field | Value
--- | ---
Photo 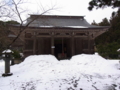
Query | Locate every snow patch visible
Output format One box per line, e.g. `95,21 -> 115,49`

2,49 -> 13,53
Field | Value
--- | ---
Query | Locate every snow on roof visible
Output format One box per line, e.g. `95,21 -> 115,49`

39,26 -> 54,27
8,34 -> 17,37
38,26 -> 88,28
64,26 -> 88,28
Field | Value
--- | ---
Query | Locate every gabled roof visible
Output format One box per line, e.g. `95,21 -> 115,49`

25,15 -> 109,29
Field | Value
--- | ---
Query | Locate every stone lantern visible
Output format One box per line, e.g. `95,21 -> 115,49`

2,49 -> 13,77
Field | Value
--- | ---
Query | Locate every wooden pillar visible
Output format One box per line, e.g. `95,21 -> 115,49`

33,32 -> 37,54
62,37 -> 64,54
23,32 -> 26,56
71,32 -> 75,56
88,32 -> 91,54
51,32 -> 54,55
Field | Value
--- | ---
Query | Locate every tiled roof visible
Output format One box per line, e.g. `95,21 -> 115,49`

25,15 -> 109,29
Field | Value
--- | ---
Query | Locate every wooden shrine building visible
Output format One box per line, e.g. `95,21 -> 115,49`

10,15 -> 109,59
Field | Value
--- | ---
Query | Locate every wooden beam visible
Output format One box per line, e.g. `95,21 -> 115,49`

24,50 -> 33,52
51,32 -> 54,55
87,32 -> 91,54
71,32 -> 75,56
33,32 -> 37,54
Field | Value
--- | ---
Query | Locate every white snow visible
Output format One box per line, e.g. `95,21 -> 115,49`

0,53 -> 120,90
2,49 -> 13,53
38,25 -> 88,28
64,26 -> 88,28
39,26 -> 54,28
117,48 -> 120,52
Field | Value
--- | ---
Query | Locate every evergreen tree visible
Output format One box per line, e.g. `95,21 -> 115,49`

98,18 -> 110,26
0,20 -> 19,53
95,10 -> 120,58
6,20 -> 20,25
91,20 -> 98,25
88,0 -> 120,11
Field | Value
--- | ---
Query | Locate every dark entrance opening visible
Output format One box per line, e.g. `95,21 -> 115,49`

54,38 -> 71,59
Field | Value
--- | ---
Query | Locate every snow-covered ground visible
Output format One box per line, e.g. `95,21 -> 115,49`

0,53 -> 120,90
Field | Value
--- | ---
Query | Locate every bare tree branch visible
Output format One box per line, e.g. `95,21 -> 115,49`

8,4 -> 56,47
12,0 -> 23,24
0,0 -> 57,51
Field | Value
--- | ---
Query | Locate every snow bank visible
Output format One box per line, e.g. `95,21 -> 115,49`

23,54 -> 58,63
71,53 -> 106,62
0,54 -> 120,90
71,53 -> 120,75
11,55 -> 58,80
0,60 -> 4,67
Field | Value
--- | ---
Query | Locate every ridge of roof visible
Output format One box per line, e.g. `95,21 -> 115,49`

29,14 -> 85,18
